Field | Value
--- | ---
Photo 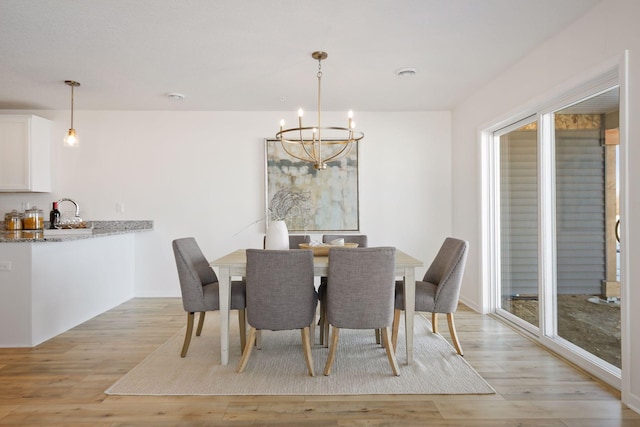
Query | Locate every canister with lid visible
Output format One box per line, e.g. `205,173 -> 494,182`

23,206 -> 44,230
4,210 -> 22,230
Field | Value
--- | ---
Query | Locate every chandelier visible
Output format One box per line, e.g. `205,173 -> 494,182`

276,51 -> 364,170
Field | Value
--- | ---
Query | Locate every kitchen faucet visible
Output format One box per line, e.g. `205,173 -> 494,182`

57,198 -> 80,218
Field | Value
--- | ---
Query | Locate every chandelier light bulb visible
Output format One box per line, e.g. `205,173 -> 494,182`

297,108 -> 304,117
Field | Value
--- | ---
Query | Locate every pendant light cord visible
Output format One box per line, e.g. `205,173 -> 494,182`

70,84 -> 74,129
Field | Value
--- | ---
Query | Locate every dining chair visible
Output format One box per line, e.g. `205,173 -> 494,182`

262,234 -> 311,249
256,234 -> 312,349
237,249 -> 318,376
318,234 -> 368,346
392,237 -> 469,356
321,234 -> 368,247
323,247 -> 400,376
172,237 -> 246,357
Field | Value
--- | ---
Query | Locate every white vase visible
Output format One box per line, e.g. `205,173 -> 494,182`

265,220 -> 289,250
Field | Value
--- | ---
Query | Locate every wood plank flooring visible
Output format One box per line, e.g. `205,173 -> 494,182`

0,298 -> 638,426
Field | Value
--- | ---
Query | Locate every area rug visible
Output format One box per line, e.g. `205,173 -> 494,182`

105,313 -> 494,395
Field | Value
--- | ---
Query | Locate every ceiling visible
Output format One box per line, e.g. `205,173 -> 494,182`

0,0 -> 600,112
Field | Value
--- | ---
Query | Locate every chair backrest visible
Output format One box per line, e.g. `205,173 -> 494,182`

245,249 -> 317,331
288,235 -> 311,249
423,237 -> 469,313
262,234 -> 311,249
322,234 -> 368,248
172,237 -> 217,311
327,247 -> 396,329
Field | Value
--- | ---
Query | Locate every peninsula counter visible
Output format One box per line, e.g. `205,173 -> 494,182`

0,221 -> 153,347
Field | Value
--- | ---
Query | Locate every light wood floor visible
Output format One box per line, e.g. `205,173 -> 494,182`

1,298 -> 638,426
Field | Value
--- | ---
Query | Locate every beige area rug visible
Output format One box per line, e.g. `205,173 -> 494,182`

106,313 -> 494,396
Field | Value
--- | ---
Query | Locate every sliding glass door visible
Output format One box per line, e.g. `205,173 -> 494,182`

491,84 -> 621,383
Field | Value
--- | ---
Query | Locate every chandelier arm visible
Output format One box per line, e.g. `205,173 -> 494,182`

277,128 -> 323,164
323,141 -> 354,164
300,131 -> 320,163
279,138 -> 313,163
297,114 -> 304,148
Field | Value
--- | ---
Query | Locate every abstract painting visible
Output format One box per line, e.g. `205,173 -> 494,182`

265,139 -> 359,232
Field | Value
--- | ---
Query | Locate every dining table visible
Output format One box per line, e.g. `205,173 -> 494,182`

210,248 -> 424,365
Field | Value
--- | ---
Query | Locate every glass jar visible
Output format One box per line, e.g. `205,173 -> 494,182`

21,230 -> 43,240
4,210 -> 22,230
23,206 -> 44,230
4,231 -> 22,240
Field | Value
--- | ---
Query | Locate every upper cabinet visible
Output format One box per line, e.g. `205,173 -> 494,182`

0,115 -> 51,192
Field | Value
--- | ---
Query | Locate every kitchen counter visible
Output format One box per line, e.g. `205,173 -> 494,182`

0,221 -> 153,347
0,220 -> 153,242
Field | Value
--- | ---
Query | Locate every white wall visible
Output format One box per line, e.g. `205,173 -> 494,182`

451,0 -> 639,412
0,110 -> 452,297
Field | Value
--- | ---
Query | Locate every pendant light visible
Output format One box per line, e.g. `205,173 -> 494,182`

63,80 -> 80,148
276,51 -> 364,170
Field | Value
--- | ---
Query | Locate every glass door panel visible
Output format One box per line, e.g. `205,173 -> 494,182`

498,121 -> 539,327
553,87 -> 620,368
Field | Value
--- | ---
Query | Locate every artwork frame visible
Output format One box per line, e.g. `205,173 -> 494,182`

264,138 -> 360,232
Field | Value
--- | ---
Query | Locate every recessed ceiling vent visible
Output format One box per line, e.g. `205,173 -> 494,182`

396,67 -> 417,77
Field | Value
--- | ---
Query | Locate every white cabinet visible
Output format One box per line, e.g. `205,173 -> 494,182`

0,115 -> 51,192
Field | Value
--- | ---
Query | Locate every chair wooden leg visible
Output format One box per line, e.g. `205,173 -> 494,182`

309,313 -> 316,346
446,313 -> 464,356
432,312 -> 439,334
375,328 -> 381,345
237,327 -> 257,373
255,330 -> 262,349
381,327 -> 400,376
391,309 -> 401,352
237,309 -> 247,352
301,327 -> 315,376
196,311 -> 206,336
322,305 -> 330,348
181,312 -> 195,357
323,326 -> 340,376
319,294 -> 328,346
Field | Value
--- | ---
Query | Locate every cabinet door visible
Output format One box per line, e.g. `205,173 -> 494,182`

0,115 -> 51,192
0,117 -> 30,190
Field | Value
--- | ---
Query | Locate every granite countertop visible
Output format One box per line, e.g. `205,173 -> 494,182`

0,220 -> 153,243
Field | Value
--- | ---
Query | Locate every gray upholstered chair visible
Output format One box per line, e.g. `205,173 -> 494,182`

237,249 -> 318,376
262,234 -> 311,249
392,237 -> 469,356
288,234 -> 311,248
322,234 -> 368,247
172,237 -> 246,357
323,247 -> 400,376
318,234 -> 368,346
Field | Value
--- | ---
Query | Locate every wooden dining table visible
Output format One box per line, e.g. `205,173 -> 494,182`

210,248 -> 423,365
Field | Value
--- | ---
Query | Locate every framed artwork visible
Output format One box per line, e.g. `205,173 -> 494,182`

265,139 -> 359,232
